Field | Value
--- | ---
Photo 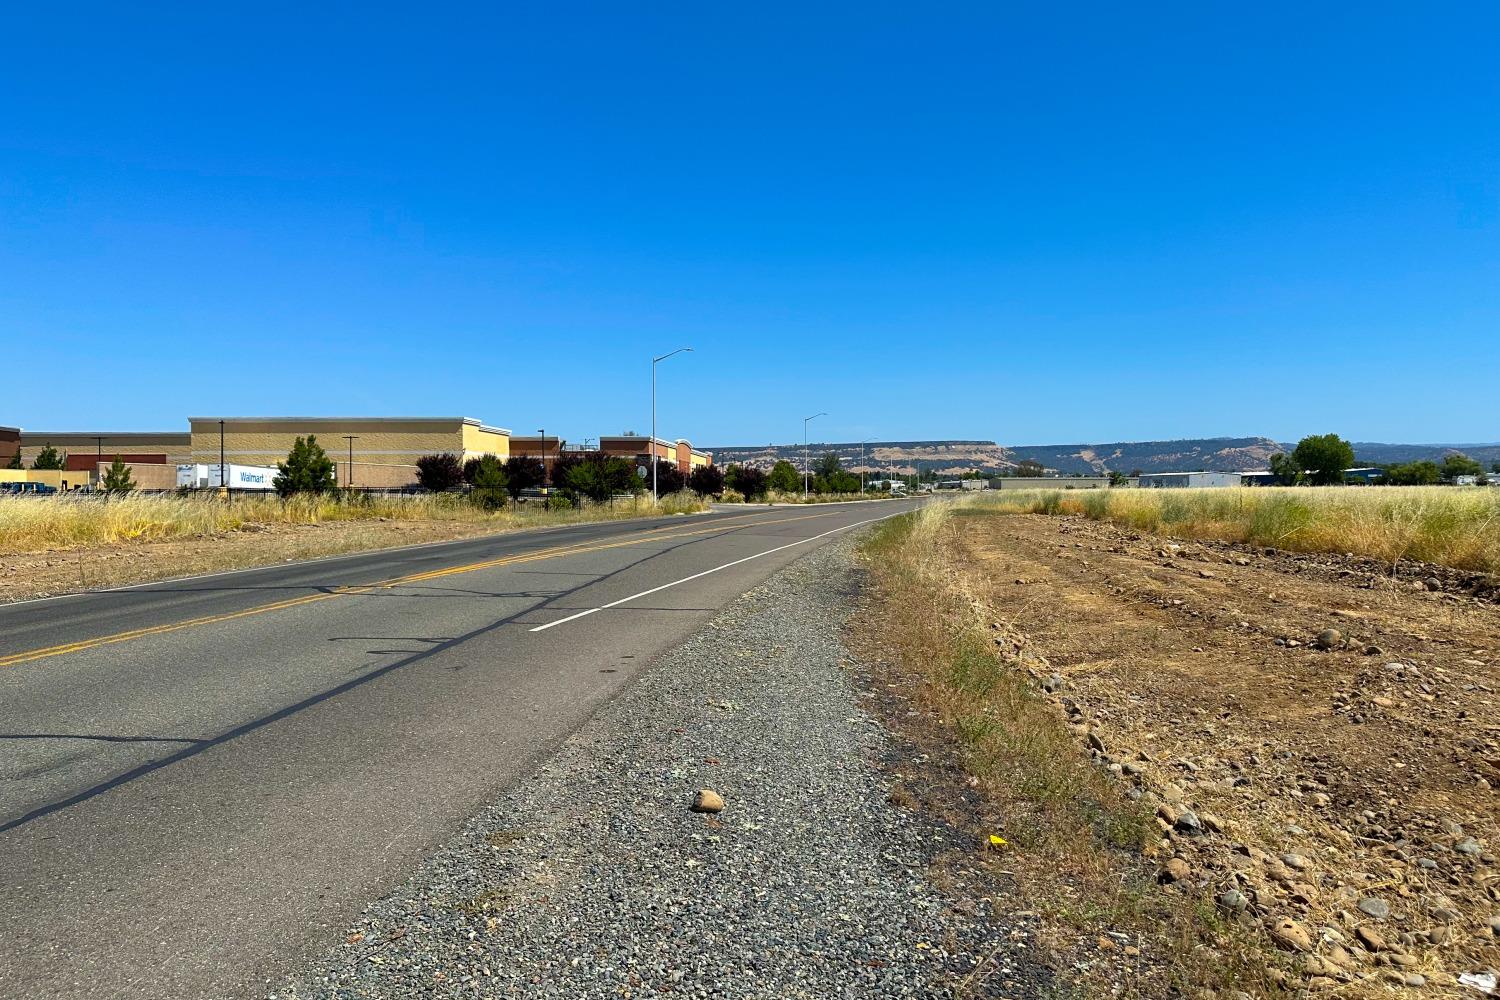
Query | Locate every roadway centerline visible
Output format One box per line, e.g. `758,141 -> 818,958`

0,506 -> 864,670
529,510 -> 906,632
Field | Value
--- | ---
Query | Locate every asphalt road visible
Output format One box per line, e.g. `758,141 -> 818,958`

0,499 -> 921,1000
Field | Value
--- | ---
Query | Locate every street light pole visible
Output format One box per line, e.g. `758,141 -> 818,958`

343,435 -> 359,489
651,347 -> 693,503
802,412 -> 827,495
219,420 -> 226,491
537,428 -> 546,486
860,440 -> 866,495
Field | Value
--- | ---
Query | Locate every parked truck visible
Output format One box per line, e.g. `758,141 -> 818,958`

176,464 -> 278,490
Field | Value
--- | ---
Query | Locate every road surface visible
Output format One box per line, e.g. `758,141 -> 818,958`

0,499 -> 920,1000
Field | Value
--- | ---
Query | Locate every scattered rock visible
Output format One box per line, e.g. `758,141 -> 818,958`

1158,857 -> 1191,884
1423,577 -> 1442,591
1086,731 -> 1106,753
1174,810 -> 1203,835
690,788 -> 725,813
1357,897 -> 1391,920
1042,673 -> 1065,693
1456,838 -> 1482,856
1356,925 -> 1387,952
1281,852 -> 1310,870
1315,628 -> 1343,650
1269,917 -> 1313,952
1217,889 -> 1248,913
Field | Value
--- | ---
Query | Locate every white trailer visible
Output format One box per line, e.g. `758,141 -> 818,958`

176,464 -> 278,490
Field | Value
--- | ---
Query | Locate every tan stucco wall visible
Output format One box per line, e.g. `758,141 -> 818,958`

189,418 -> 510,480
94,461 -> 178,491
0,469 -> 93,491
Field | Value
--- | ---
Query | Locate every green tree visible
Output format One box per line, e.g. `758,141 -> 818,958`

1268,452 -> 1302,486
101,456 -> 136,493
4,451 -> 21,470
274,435 -> 338,497
1107,470 -> 1127,486
687,464 -> 724,497
467,453 -> 509,510
652,459 -> 685,495
1014,459 -> 1045,477
502,455 -> 545,503
726,464 -> 768,499
1382,461 -> 1440,486
567,455 -> 640,502
767,460 -> 800,493
415,452 -> 464,492
1290,433 -> 1354,486
32,444 -> 65,470
1440,453 -> 1483,480
814,452 -> 843,479
1492,461 -> 1500,474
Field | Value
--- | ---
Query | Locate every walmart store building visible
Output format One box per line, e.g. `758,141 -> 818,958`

189,417 -> 511,488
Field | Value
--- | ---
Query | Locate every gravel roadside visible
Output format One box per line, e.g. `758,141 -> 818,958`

277,537 -> 1044,1000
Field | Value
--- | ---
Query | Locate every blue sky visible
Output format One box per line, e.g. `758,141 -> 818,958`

2,3 -> 1496,447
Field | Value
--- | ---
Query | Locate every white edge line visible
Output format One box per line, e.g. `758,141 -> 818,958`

528,508 -> 909,633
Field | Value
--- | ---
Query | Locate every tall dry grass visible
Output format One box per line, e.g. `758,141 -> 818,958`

982,486 -> 1500,573
0,491 -> 707,555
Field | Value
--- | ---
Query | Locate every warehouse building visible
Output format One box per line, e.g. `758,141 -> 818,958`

0,426 -> 18,466
189,417 -> 511,489
1137,471 -> 1243,488
988,476 -> 1113,490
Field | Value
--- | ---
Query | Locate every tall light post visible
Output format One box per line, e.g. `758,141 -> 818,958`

802,412 -> 826,495
219,419 -> 226,491
860,440 -> 866,495
343,435 -> 359,489
537,428 -> 547,486
652,347 -> 693,503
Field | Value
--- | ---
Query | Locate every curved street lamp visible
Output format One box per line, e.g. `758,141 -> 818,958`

652,348 -> 693,502
803,412 -> 827,495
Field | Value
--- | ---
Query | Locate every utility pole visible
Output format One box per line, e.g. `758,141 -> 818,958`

651,347 -> 693,503
537,428 -> 547,485
219,419 -> 226,491
802,412 -> 826,495
94,436 -> 103,489
343,435 -> 359,489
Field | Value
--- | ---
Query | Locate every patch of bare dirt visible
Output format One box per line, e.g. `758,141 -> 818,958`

948,512 -> 1499,995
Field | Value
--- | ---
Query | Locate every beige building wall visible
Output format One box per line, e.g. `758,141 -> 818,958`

189,417 -> 511,487
19,432 -> 192,466
0,469 -> 93,491
93,461 -> 178,491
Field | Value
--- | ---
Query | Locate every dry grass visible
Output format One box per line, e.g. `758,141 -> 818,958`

0,490 -> 707,556
981,486 -> 1500,574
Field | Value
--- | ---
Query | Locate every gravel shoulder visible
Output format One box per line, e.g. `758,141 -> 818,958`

277,537 -> 1044,1000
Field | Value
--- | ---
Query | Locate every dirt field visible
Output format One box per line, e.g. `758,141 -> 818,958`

868,507 -> 1498,996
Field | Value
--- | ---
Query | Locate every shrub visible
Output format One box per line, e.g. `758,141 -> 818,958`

101,456 -> 136,493
727,465 -> 769,499
416,452 -> 465,492
503,456 -> 545,501
467,453 -> 509,510
687,464 -> 725,497
275,435 -> 338,497
651,459 -> 685,495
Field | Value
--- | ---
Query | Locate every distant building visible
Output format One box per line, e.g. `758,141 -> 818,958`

189,417 -> 510,489
1343,467 -> 1384,484
598,434 -> 712,475
18,430 -> 192,467
1137,471 -> 1242,489
0,426 -> 18,467
988,476 -> 1112,490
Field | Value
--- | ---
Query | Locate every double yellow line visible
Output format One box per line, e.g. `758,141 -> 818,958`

0,508 -> 842,670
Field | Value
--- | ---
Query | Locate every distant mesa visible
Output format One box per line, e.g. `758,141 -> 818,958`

705,437 -> 1500,476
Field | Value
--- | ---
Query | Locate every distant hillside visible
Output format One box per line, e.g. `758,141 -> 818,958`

707,440 -> 1014,477
706,437 -> 1500,476
1008,437 -> 1283,475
